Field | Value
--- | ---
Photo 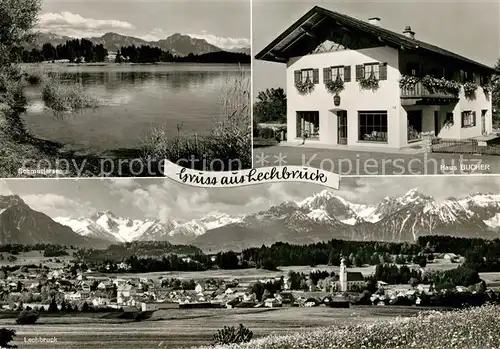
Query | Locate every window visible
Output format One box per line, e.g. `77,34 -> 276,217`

301,69 -> 314,83
297,111 -> 319,138
461,111 -> 476,128
294,69 -> 319,84
331,66 -> 344,81
364,63 -> 380,79
358,111 -> 388,142
356,63 -> 387,81
480,75 -> 490,85
406,63 -> 422,77
323,66 -> 351,83
459,70 -> 474,83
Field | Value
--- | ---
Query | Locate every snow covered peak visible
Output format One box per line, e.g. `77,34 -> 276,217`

297,189 -> 339,207
400,188 -> 433,202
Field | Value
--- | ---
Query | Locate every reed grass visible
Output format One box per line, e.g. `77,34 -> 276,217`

141,66 -> 251,171
40,76 -> 99,112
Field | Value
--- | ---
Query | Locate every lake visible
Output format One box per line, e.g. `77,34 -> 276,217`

22,64 -> 250,153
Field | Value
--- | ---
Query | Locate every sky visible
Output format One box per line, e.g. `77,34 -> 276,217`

252,0 -> 500,95
0,176 -> 497,222
37,0 -> 250,49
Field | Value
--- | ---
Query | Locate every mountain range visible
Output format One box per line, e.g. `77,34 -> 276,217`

33,32 -> 250,57
1,189 -> 499,251
0,195 -> 108,248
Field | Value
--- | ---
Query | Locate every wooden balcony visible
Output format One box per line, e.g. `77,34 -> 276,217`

400,81 -> 459,105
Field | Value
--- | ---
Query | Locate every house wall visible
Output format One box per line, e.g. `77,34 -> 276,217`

400,79 -> 492,141
398,51 -> 493,141
286,46 -> 403,148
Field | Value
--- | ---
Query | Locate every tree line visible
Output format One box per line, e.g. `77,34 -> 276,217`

13,40 -> 250,64
12,39 -> 108,63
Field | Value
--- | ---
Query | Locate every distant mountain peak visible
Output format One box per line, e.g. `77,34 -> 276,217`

34,31 -> 225,57
402,188 -> 433,201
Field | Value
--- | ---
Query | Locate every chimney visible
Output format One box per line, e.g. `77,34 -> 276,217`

368,17 -> 381,26
403,26 -> 415,39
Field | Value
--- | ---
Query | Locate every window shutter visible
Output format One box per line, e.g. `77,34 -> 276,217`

344,66 -> 351,82
355,65 -> 363,81
313,69 -> 319,84
323,67 -> 330,83
379,62 -> 388,80
294,70 -> 301,84
472,111 -> 476,126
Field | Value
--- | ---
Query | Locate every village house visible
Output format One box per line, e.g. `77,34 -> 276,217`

140,301 -> 172,312
117,283 -> 137,304
255,6 -> 496,150
444,253 -> 459,263
264,297 -> 282,308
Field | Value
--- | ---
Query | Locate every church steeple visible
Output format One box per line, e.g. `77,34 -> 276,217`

339,257 -> 347,292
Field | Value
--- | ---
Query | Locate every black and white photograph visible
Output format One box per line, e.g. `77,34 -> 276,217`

252,1 -> 500,175
0,176 -> 499,348
1,0 -> 251,178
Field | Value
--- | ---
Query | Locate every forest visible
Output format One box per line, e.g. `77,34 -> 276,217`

12,39 -> 250,64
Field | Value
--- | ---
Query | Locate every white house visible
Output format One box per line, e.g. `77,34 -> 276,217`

117,284 -> 137,304
64,291 -> 82,301
195,283 -> 204,294
140,302 -> 171,311
264,298 -> 282,308
255,6 -> 496,150
444,253 -> 459,263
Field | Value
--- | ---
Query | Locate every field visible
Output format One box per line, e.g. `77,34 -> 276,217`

0,250 -> 72,267
101,258 -> 498,283
194,305 -> 500,349
2,306 -> 426,349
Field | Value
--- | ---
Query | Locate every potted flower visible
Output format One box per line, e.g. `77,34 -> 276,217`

399,75 -> 419,90
463,81 -> 478,99
482,83 -> 492,95
295,79 -> 315,94
359,72 -> 379,91
442,79 -> 461,95
325,76 -> 345,94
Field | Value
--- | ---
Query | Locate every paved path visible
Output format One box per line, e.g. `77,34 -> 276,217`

253,146 -> 500,175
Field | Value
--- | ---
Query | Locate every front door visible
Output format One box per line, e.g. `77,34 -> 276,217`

337,111 -> 347,145
407,110 -> 422,142
481,110 -> 487,135
434,111 -> 440,137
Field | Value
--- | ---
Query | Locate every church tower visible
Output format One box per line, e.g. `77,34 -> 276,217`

339,257 -> 347,292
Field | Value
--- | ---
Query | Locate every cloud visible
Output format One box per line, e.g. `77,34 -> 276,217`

37,11 -> 135,38
0,180 -> 13,196
187,33 -> 250,49
21,194 -> 95,218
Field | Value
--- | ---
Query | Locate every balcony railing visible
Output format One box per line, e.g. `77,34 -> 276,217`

400,81 -> 459,99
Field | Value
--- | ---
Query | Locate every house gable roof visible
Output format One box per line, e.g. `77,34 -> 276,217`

255,6 -> 497,74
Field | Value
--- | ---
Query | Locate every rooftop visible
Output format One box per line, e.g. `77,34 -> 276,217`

255,6 -> 497,74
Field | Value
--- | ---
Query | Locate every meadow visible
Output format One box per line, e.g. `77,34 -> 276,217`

193,305 -> 500,349
3,306 -> 425,348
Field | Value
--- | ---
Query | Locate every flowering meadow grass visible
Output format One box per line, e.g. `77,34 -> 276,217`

195,305 -> 500,349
